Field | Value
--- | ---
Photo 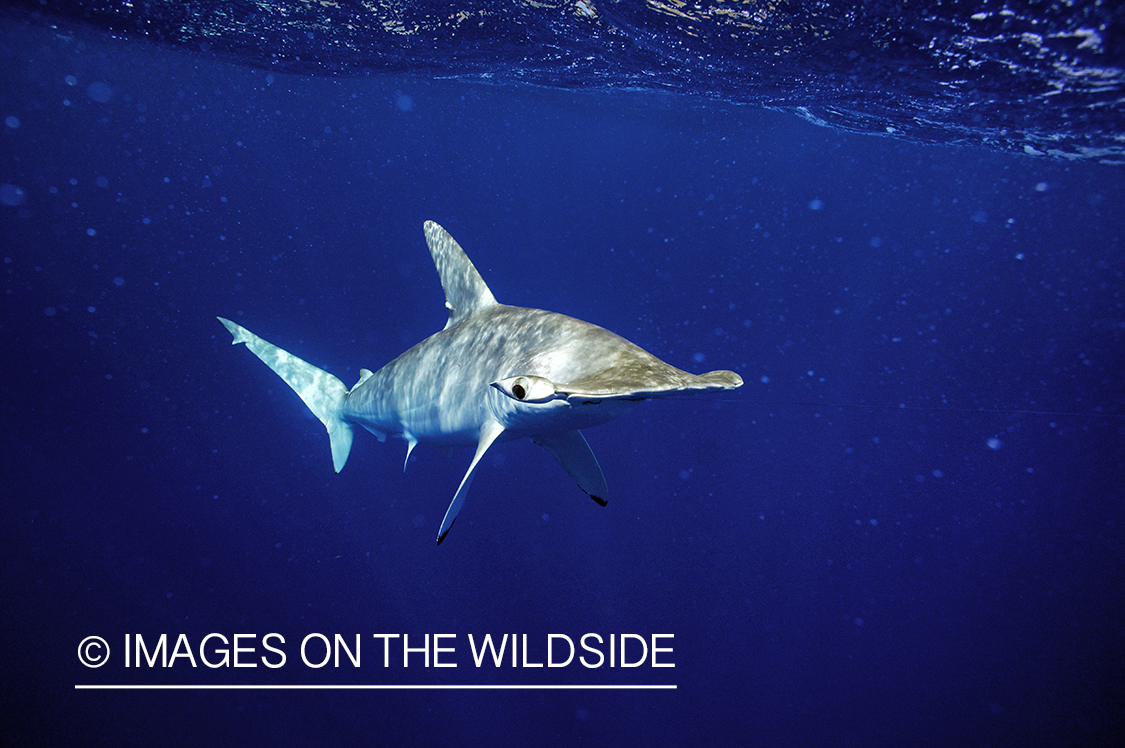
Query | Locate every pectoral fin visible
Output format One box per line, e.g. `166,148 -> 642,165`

436,420 -> 506,545
532,430 -> 608,506
403,432 -> 418,472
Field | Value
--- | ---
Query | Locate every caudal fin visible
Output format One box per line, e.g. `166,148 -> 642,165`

218,317 -> 354,472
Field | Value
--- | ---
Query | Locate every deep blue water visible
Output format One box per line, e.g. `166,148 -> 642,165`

3,6 -> 1124,747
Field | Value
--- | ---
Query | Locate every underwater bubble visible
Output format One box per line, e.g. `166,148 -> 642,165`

0,183 -> 26,206
86,81 -> 114,103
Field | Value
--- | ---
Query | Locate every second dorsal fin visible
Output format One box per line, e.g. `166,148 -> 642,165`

423,221 -> 498,330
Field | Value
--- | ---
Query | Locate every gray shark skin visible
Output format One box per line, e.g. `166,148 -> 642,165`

218,221 -> 743,544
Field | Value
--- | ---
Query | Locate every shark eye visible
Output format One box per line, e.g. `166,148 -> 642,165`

491,375 -> 559,404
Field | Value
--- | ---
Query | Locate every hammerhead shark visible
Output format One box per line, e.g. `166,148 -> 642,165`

218,221 -> 742,543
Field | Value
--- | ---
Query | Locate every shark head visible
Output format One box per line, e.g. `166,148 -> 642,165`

491,289 -> 742,410
486,323 -> 744,434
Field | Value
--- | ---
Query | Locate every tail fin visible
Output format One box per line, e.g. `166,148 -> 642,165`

218,317 -> 354,473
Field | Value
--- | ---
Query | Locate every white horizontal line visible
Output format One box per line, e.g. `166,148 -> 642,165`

75,684 -> 676,690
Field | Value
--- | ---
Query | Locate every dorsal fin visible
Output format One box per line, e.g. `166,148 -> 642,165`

423,221 -> 498,330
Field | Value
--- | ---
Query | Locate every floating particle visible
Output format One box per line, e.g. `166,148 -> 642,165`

0,183 -> 26,206
86,81 -> 114,103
